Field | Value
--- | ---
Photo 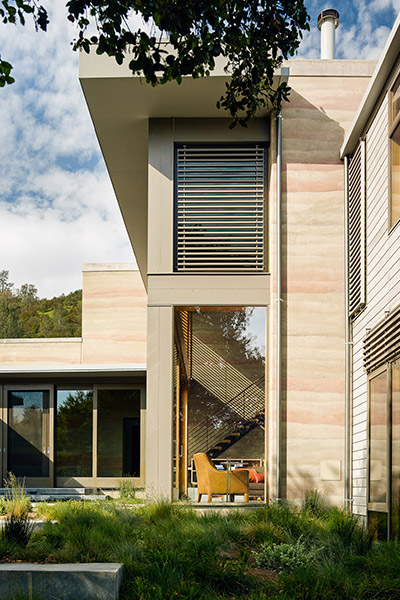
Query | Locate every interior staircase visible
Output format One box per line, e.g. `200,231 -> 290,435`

188,373 -> 265,459
178,316 -> 266,460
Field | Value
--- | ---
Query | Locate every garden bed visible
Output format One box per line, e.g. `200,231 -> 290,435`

1,494 -> 400,599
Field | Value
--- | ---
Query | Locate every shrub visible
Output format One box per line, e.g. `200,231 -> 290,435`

253,537 -> 318,573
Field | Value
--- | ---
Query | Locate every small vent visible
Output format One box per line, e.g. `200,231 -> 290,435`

364,304 -> 400,372
175,145 -> 266,272
348,139 -> 366,318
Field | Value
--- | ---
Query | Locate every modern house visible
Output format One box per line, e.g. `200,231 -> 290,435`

2,11 -> 400,521
340,14 -> 400,537
0,264 -> 147,490
78,11 -> 375,505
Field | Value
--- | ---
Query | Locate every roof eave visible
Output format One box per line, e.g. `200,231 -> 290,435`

340,13 -> 400,158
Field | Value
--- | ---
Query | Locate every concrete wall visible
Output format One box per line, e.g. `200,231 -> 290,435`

351,62 -> 400,518
82,264 -> 147,364
267,60 -> 375,504
0,264 -> 146,368
0,338 -> 82,364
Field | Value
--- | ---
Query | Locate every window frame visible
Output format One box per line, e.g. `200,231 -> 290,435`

367,365 -> 390,514
173,142 -> 268,274
388,72 -> 400,231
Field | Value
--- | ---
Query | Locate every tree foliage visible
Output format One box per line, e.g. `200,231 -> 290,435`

0,0 -> 48,86
1,0 -> 309,124
0,270 -> 82,338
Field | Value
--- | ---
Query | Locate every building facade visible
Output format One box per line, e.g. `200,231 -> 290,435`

0,264 -> 147,489
341,14 -> 400,537
79,46 -> 374,503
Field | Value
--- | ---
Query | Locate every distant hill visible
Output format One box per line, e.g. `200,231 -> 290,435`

0,270 -> 82,338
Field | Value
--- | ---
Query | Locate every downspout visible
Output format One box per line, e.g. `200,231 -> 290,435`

344,155 -> 352,510
276,110 -> 282,503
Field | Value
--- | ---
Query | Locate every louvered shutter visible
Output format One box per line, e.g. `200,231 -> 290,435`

174,145 -> 266,272
364,305 -> 400,372
348,139 -> 366,318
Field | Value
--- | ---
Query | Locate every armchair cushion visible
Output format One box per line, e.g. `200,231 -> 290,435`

193,453 -> 249,503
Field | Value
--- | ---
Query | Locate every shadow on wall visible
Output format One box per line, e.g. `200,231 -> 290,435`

279,90 -> 346,500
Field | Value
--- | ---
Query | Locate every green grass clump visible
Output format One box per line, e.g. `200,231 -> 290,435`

2,473 -> 33,548
4,473 -> 31,519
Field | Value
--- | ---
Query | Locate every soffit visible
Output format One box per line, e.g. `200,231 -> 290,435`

79,51 -> 285,289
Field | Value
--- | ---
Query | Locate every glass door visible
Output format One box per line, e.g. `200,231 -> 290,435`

3,386 -> 54,488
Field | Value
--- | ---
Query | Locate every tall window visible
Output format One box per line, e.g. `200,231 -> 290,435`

174,145 -> 266,272
56,388 -> 93,477
390,74 -> 400,229
173,306 -> 266,499
369,370 -> 388,505
367,360 -> 400,539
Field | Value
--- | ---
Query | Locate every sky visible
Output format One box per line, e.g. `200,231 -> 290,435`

0,0 -> 399,298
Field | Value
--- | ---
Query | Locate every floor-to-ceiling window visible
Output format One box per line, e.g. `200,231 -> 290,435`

1,382 -> 144,488
56,388 -> 93,478
368,360 -> 400,540
174,306 -> 266,500
7,389 -> 51,481
97,389 -> 141,478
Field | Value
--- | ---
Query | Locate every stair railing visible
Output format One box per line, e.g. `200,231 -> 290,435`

188,373 -> 265,458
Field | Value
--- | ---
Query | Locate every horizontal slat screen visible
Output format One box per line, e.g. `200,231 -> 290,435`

348,140 -> 366,318
175,145 -> 266,272
364,304 -> 400,372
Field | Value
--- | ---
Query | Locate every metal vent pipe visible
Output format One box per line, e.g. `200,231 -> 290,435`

318,9 -> 339,59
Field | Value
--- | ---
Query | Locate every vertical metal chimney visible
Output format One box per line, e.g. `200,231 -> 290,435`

318,9 -> 339,59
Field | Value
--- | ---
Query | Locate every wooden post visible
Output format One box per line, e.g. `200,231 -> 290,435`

179,384 -> 189,496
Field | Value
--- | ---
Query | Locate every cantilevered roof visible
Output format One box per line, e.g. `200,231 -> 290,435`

79,51 -> 288,288
340,13 -> 400,158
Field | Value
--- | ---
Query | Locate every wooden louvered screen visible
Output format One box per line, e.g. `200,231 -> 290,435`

348,139 -> 366,318
364,305 -> 400,372
174,145 -> 266,272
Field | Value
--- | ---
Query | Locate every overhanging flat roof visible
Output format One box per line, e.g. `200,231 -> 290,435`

340,13 -> 400,158
79,51 -> 288,288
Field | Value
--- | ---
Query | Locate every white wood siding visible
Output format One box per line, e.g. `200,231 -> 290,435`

351,92 -> 400,517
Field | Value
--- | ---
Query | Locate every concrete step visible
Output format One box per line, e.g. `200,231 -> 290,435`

0,488 -> 101,501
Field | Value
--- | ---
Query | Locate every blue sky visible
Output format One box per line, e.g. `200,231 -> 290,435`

0,1 -> 399,298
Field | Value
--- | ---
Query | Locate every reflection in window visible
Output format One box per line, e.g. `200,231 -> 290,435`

369,371 -> 387,503
390,75 -> 400,228
56,389 -> 92,477
8,390 -> 49,478
97,389 -> 141,477
391,135 -> 400,228
175,307 -> 266,494
392,360 -> 400,539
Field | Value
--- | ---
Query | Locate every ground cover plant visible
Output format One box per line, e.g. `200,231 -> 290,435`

1,492 -> 400,599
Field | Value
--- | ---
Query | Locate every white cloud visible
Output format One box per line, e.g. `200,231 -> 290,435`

1,0 -> 399,298
0,2 -> 135,298
297,0 -> 398,59
371,0 -> 400,11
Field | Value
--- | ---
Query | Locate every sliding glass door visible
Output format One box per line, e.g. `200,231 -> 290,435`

3,386 -> 54,487
0,383 -> 144,489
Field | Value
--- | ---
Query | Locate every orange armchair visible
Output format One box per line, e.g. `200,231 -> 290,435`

193,453 -> 249,503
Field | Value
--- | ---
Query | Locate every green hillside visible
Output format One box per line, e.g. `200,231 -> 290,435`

0,270 -> 82,338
